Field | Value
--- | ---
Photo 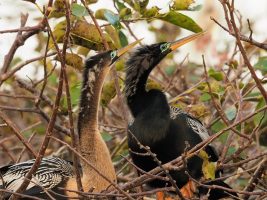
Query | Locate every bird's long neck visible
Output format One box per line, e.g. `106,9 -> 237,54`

125,56 -> 171,143
66,63 -> 116,195
78,64 -> 108,157
125,60 -> 154,117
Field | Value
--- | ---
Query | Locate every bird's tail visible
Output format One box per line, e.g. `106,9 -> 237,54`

198,179 -> 238,200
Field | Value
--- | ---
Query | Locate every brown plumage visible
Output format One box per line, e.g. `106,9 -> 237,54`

66,41 -> 141,197
0,41 -> 140,199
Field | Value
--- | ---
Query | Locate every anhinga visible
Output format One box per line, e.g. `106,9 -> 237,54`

125,33 -> 237,200
0,40 -> 140,199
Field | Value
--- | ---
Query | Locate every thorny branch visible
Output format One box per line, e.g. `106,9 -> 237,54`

62,0 -> 83,193
9,0 -> 67,198
0,0 -> 267,199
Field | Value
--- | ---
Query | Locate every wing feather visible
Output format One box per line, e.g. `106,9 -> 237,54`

170,106 -> 210,140
0,157 -> 73,195
170,106 -> 219,161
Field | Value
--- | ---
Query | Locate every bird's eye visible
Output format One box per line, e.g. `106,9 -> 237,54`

160,43 -> 170,52
110,51 -> 117,59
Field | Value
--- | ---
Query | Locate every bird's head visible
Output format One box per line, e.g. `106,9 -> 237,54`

85,39 -> 143,71
78,39 -> 142,126
125,32 -> 205,98
127,32 -> 205,70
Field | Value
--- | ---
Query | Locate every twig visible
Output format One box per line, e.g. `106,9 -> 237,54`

202,55 -> 250,140
1,13 -> 29,74
0,143 -> 16,162
62,0 -> 83,193
242,158 -> 267,200
112,104 -> 267,192
0,52 -> 56,83
127,130 -> 185,200
211,16 -> 267,51
16,132 -> 37,163
35,34 -> 49,108
0,25 -> 44,34
0,189 -> 43,200
16,78 -> 54,107
9,1 -> 67,198
50,136 -> 135,200
224,1 -> 267,103
0,110 -> 37,158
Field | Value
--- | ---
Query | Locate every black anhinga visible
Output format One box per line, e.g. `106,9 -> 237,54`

0,40 -> 140,199
125,33 -> 237,199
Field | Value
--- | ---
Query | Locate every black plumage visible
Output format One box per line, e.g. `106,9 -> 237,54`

125,33 -> 237,199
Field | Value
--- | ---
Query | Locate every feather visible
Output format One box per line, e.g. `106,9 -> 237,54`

0,157 -> 73,194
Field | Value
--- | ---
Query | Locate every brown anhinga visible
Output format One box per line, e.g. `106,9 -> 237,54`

125,33 -> 237,200
0,40 -> 140,199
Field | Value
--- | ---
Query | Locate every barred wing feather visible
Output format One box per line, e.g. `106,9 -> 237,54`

170,106 -> 210,141
0,157 -> 73,194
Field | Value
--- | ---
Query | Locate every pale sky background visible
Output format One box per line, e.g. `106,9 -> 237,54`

0,0 -> 267,79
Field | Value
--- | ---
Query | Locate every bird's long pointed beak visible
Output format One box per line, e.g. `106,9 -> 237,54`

117,39 -> 143,57
170,32 -> 206,51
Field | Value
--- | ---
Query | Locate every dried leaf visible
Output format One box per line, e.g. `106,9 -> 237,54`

48,0 -> 65,19
71,20 -> 115,50
65,53 -> 83,71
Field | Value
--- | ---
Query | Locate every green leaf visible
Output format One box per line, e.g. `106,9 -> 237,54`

143,6 -> 160,18
225,106 -> 236,121
70,83 -> 81,107
48,73 -> 58,86
198,150 -> 215,180
208,68 -> 224,81
118,30 -> 128,47
101,132 -> 113,142
104,10 -> 122,29
115,59 -> 125,71
157,11 -> 202,33
227,146 -> 236,156
200,93 -> 211,102
119,7 -> 132,19
211,120 -> 229,143
115,0 -> 127,10
189,4 -> 203,11
146,79 -> 163,91
101,80 -> 123,107
49,20 -> 66,49
254,97 -> 267,125
254,56 -> 267,74
171,0 -> 195,10
135,0 -> 149,13
211,120 -> 226,133
164,65 -> 176,76
84,0 -> 98,4
202,161 -> 216,180
105,25 -> 121,48
62,83 -> 81,108
71,3 -> 89,17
